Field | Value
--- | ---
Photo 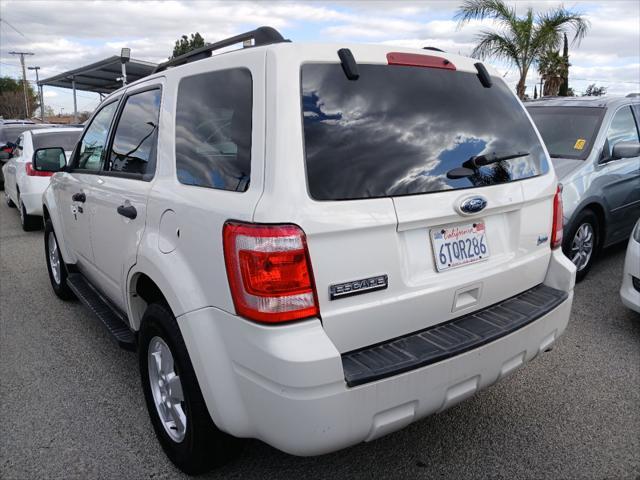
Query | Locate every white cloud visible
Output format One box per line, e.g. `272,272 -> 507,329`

0,0 -> 638,113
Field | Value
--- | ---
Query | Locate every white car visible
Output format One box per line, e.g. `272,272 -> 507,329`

40,27 -> 576,474
620,220 -> 640,313
3,127 -> 82,230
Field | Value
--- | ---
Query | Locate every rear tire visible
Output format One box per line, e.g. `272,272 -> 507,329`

44,219 -> 75,300
5,191 -> 15,208
563,209 -> 599,282
139,303 -> 242,475
19,199 -> 42,231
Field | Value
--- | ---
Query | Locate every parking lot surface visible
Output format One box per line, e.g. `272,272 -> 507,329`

1,204 -> 639,480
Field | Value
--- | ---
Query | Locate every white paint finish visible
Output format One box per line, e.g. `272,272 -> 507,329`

620,224 -> 640,313
40,41 -> 578,458
158,209 -> 178,253
178,294 -> 572,455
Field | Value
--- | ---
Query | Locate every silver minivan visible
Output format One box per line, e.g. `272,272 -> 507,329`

527,95 -> 640,280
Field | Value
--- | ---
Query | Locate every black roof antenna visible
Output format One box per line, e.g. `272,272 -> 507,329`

474,62 -> 492,88
338,48 -> 359,80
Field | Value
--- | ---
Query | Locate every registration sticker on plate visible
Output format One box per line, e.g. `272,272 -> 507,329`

431,222 -> 489,272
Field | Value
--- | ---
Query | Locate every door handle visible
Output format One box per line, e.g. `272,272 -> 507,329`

72,192 -> 86,203
117,204 -> 137,220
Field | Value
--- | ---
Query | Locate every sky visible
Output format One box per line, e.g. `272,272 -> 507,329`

0,0 -> 639,115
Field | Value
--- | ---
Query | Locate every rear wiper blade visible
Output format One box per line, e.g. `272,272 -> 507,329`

447,151 -> 529,179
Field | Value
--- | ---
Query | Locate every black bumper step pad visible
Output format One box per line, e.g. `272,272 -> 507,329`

342,284 -> 567,387
67,273 -> 136,351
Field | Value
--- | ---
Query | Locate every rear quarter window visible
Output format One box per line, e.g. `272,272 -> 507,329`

301,63 -> 549,200
175,68 -> 252,192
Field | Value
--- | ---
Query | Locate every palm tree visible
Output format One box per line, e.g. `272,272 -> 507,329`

455,0 -> 589,99
539,49 -> 567,96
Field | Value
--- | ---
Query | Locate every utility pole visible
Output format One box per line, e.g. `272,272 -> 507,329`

28,66 -> 44,121
9,51 -> 35,118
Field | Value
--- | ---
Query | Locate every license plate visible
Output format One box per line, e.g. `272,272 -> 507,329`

431,222 -> 489,272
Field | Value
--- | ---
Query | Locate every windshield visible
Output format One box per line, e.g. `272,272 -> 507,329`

526,106 -> 604,160
32,131 -> 82,152
301,63 -> 549,201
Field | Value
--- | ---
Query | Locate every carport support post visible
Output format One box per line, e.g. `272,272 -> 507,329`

71,76 -> 78,123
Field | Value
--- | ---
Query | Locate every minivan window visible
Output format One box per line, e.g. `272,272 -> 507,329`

75,101 -> 119,171
301,63 -> 549,201
527,106 -> 603,160
605,106 -> 640,158
175,68 -> 252,192
109,89 -> 161,177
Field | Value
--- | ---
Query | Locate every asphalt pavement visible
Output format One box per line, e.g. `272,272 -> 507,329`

1,202 -> 639,480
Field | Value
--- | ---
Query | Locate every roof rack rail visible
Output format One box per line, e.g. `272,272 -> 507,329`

423,46 -> 445,52
154,26 -> 289,73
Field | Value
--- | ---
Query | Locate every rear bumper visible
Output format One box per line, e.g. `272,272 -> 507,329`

620,237 -> 640,313
179,286 -> 573,456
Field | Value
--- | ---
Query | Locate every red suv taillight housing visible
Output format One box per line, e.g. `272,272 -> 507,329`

551,184 -> 563,249
25,162 -> 53,177
223,222 -> 319,323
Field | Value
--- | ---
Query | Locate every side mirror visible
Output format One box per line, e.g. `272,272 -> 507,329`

32,147 -> 67,173
611,141 -> 640,160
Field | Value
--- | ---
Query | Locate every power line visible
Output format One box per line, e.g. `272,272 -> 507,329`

0,18 -> 28,39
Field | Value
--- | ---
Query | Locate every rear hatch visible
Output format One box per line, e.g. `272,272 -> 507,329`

264,51 -> 557,353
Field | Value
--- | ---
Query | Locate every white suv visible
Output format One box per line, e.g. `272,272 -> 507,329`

41,27 -> 576,474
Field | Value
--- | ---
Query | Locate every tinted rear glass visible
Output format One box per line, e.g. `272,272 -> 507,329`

175,68 -> 252,192
301,64 -> 549,200
32,131 -> 81,152
0,124 -> 50,144
526,106 -> 604,160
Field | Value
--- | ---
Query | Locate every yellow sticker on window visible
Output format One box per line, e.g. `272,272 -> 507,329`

574,139 -> 586,150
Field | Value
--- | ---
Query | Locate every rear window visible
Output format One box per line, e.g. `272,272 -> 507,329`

301,63 -> 549,200
32,131 -> 81,152
0,124 -> 49,145
526,106 -> 604,160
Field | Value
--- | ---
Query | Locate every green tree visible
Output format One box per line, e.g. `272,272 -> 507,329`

0,76 -> 39,118
455,0 -> 589,99
583,84 -> 607,97
558,33 -> 570,96
170,32 -> 206,59
539,48 -> 567,96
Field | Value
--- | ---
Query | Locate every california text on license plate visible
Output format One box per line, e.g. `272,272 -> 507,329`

431,222 -> 489,272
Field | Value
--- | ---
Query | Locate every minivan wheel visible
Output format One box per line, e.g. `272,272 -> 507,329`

19,199 -> 41,231
44,220 -> 75,300
564,210 -> 599,282
139,303 -> 242,475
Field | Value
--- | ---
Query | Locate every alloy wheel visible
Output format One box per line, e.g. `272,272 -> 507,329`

48,232 -> 61,285
570,223 -> 594,272
148,336 -> 187,443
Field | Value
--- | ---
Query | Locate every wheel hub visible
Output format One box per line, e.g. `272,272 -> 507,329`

48,232 -> 61,285
148,336 -> 186,443
570,223 -> 594,272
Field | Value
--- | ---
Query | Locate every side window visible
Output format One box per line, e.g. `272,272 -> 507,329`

75,101 -> 119,171
605,106 -> 640,157
108,88 -> 161,177
175,68 -> 252,191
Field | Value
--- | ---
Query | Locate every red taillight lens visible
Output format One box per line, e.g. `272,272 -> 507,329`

223,222 -> 319,323
25,162 -> 53,177
551,184 -> 563,249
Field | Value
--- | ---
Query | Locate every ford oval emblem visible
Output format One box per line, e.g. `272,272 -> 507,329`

460,196 -> 487,214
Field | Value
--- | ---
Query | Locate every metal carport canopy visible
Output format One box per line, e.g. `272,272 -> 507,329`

40,56 -> 157,94
39,56 -> 157,122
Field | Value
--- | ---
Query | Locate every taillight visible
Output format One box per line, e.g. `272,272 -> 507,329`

223,221 -> 319,323
551,184 -> 563,249
25,162 -> 53,177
